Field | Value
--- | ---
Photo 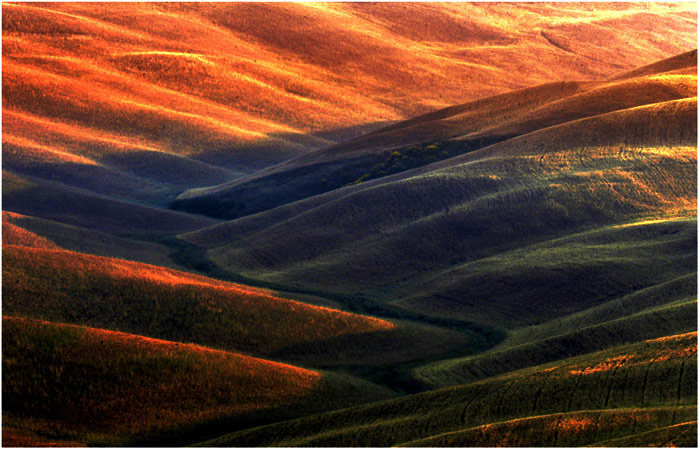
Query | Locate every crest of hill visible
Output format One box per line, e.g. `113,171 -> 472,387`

1,317 -> 394,446
2,245 -> 472,366
611,49 -> 697,81
174,51 -> 697,220
198,332 -> 697,447
2,211 -> 187,270
2,212 -> 60,250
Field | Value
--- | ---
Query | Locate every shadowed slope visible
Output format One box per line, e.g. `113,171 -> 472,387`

1,317 -> 394,446
414,266 -> 697,388
1,245 -> 471,366
181,97 -> 696,302
2,171 -> 218,235
2,211 -> 186,270
198,333 -> 697,447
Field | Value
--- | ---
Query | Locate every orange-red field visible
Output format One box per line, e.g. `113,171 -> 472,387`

2,2 -> 696,168
2,244 -> 395,354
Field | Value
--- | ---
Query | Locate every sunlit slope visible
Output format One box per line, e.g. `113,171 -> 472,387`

3,2 -> 696,173
2,212 -> 60,250
199,333 -> 697,447
182,98 -> 696,298
174,51 -> 697,220
2,245 -> 471,366
612,48 -> 698,80
1,317 -> 394,446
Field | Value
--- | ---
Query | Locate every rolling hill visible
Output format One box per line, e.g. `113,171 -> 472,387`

173,50 -> 697,219
2,2 -> 696,220
2,316 -> 394,447
2,211 -> 187,270
173,53 -> 696,398
197,332 -> 697,447
1,6 -> 697,447
2,171 -> 219,235
179,66 -> 696,303
4,2 -> 695,173
2,244 -> 473,367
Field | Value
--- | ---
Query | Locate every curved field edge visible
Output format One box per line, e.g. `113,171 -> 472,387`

197,332 -> 697,447
397,408 -> 697,447
1,316 -> 394,446
585,420 -> 697,447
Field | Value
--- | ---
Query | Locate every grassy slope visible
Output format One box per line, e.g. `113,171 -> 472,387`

2,212 -> 61,250
182,97 -> 696,299
396,217 -> 697,326
2,4 -> 695,212
399,410 -> 697,447
414,270 -> 696,388
1,245 -> 471,366
174,51 -> 696,219
201,333 -> 697,447
1,317 -> 394,446
175,60 -> 697,406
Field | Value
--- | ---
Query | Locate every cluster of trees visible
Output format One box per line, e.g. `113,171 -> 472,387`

349,142 -> 451,185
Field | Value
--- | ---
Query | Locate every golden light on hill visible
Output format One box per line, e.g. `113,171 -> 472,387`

2,2 -> 696,169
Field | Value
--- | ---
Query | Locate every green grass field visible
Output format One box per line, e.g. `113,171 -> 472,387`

201,333 -> 697,447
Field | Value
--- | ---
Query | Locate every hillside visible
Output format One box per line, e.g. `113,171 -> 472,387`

2,245 -> 473,367
4,2 -> 695,174
2,211 -> 186,270
198,333 -> 697,447
174,50 -> 697,219
414,267 -> 697,388
174,54 -> 697,391
180,97 -> 696,300
3,171 -> 218,235
2,3 -> 696,215
1,7 -> 697,447
2,317 -> 394,446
